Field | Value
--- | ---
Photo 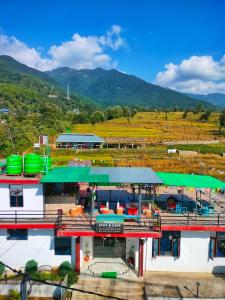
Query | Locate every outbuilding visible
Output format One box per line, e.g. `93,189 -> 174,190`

56,133 -> 105,149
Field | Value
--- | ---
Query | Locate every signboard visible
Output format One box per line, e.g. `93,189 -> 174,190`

34,143 -> 40,148
96,222 -> 124,233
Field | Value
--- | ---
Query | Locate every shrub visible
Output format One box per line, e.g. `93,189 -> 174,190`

8,289 -> 21,300
0,262 -> 5,275
67,271 -> 78,286
58,261 -> 72,277
25,260 -> 38,274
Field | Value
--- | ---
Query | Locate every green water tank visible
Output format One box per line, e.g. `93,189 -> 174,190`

6,155 -> 23,175
24,153 -> 43,174
41,156 -> 52,172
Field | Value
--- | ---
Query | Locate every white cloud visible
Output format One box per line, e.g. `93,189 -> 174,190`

0,24 -> 126,71
0,35 -> 55,71
155,55 -> 225,94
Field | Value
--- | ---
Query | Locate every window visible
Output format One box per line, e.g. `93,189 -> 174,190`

7,229 -> 28,240
54,237 -> 71,255
209,233 -> 225,259
152,231 -> 181,257
10,185 -> 23,207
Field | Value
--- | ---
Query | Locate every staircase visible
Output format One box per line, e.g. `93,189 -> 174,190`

82,258 -> 137,280
71,276 -> 144,300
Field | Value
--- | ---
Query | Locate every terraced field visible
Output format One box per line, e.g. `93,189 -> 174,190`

74,112 -> 222,143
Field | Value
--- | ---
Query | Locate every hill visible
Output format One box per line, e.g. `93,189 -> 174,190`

0,55 -> 98,112
187,92 -> 225,108
47,67 -> 215,110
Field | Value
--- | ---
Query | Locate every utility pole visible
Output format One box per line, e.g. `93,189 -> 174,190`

20,275 -> 28,300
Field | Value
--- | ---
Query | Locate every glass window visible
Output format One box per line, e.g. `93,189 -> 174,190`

54,237 -> 71,255
212,233 -> 225,258
153,231 -> 180,257
7,229 -> 28,240
10,185 -> 23,207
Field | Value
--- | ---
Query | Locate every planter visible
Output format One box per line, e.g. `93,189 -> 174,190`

84,255 -> 90,262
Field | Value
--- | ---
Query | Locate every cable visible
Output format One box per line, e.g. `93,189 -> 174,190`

0,261 -> 127,300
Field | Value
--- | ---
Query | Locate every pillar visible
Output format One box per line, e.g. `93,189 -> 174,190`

138,238 -> 144,277
75,237 -> 80,273
138,184 -> 142,220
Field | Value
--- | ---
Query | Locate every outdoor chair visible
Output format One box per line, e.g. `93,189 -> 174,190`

175,204 -> 182,214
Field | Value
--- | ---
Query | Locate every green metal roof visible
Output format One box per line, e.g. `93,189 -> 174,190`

40,167 -> 109,183
156,172 -> 225,189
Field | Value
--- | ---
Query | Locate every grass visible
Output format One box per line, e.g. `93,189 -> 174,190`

74,112 -> 223,143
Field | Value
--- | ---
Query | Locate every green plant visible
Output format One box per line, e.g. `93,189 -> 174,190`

58,261 -> 72,277
67,271 -> 78,286
8,289 -> 21,300
25,260 -> 38,274
0,262 -> 5,275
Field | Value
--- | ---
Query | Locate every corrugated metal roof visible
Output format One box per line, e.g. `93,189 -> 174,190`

56,134 -> 105,143
41,166 -> 162,184
90,167 -> 162,184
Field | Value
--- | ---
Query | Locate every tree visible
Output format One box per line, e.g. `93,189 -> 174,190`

200,111 -> 211,122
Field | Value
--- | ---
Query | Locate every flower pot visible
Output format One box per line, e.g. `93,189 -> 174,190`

84,255 -> 90,262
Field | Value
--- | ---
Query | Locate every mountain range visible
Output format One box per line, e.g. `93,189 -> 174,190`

0,55 -> 223,111
47,67 -> 215,110
186,93 -> 225,108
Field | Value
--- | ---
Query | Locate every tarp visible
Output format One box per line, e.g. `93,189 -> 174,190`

156,172 -> 225,189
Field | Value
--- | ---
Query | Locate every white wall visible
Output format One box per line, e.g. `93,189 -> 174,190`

126,237 -> 139,271
145,231 -> 225,273
80,236 -> 93,268
0,229 -> 72,268
0,184 -> 44,217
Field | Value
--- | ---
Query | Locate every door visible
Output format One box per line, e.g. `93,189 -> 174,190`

93,237 -> 126,258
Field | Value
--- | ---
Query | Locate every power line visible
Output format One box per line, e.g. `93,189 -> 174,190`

0,261 -> 127,300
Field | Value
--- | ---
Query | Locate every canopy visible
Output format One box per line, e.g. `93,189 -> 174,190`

156,172 -> 225,189
41,166 -> 162,184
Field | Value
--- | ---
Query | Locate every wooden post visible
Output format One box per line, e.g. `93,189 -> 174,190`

75,237 -> 80,273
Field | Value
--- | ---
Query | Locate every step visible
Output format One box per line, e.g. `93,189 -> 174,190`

71,290 -> 144,300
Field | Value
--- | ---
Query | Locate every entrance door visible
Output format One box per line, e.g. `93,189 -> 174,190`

93,237 -> 126,258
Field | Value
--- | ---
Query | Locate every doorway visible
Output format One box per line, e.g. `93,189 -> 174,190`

93,237 -> 126,258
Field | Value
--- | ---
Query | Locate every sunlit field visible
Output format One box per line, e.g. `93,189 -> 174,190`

74,112 -> 222,143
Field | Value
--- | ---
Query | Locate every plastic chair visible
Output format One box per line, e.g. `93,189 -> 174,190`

181,206 -> 187,214
175,204 -> 182,214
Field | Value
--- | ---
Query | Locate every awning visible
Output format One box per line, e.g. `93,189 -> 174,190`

156,172 -> 225,189
41,166 -> 162,184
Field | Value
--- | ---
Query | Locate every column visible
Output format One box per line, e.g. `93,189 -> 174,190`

75,237 -> 80,273
138,184 -> 142,221
138,238 -> 144,277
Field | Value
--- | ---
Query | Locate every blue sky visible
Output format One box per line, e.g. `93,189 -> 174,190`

0,0 -> 225,94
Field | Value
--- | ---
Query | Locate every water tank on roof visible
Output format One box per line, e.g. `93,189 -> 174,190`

24,153 -> 43,174
6,155 -> 23,175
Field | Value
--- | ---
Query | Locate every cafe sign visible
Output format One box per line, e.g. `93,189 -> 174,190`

96,222 -> 124,233
95,215 -> 124,233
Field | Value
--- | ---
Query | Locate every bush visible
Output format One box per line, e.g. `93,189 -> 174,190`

25,260 -> 38,274
58,261 -> 72,277
67,271 -> 78,286
8,289 -> 21,300
0,262 -> 5,275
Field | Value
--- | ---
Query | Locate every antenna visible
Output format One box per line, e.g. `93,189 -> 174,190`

67,84 -> 70,100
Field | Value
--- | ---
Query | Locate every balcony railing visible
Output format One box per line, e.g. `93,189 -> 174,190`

1,210 -> 225,231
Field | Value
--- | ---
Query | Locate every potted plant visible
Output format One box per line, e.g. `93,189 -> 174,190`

84,243 -> 90,262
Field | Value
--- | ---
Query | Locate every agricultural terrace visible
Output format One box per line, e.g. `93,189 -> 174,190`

51,112 -> 225,181
74,112 -> 223,143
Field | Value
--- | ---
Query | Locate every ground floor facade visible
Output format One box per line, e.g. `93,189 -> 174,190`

1,229 -> 225,275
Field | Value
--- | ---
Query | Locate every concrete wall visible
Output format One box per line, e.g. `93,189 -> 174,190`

80,236 -> 93,268
0,184 -> 44,217
0,229 -> 72,268
144,231 -> 225,273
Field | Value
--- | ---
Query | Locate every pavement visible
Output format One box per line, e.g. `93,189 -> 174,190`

144,271 -> 225,299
